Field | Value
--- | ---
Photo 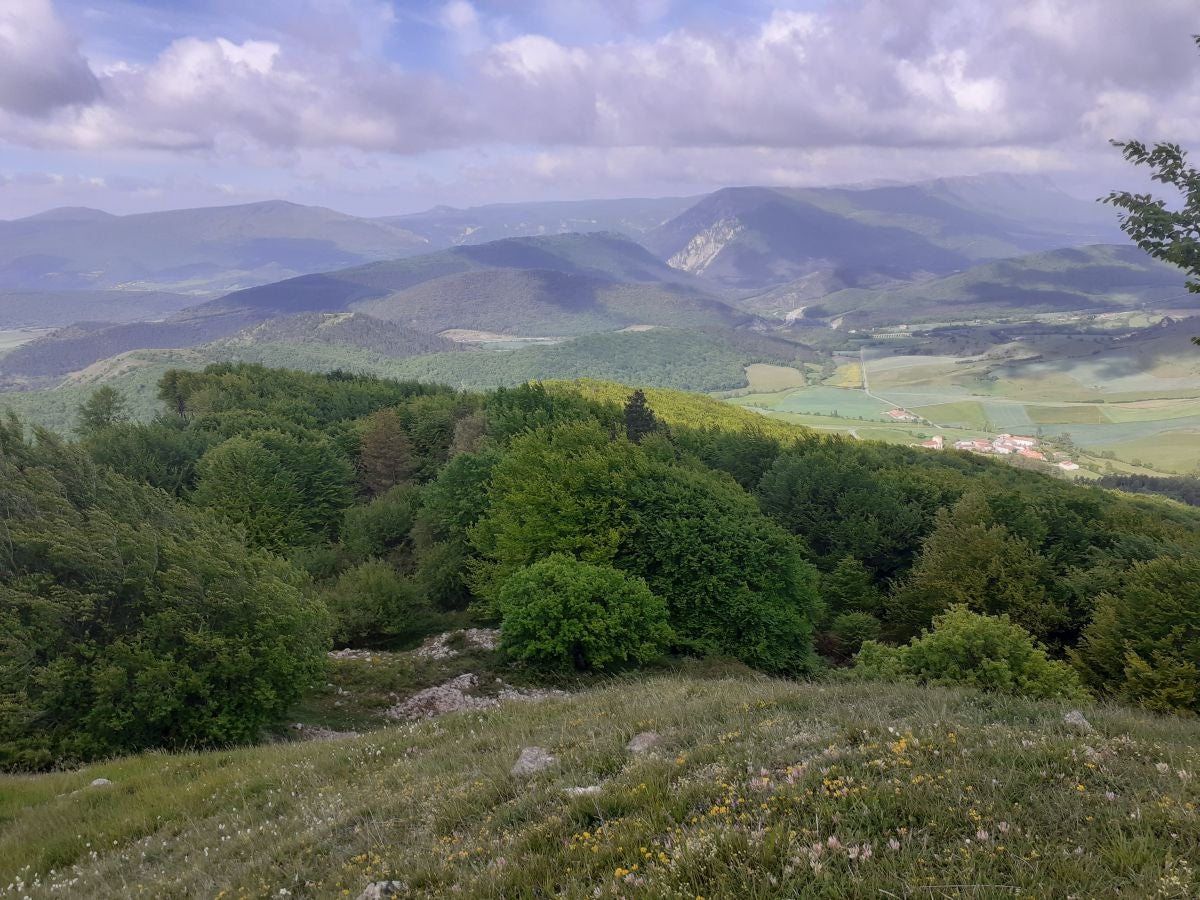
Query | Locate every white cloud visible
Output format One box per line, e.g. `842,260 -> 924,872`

1,0 -> 1199,213
0,0 -> 100,116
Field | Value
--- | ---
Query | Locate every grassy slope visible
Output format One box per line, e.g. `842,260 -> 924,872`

4,675 -> 1199,898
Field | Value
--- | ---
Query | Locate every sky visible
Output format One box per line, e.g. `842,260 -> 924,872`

0,0 -> 1197,218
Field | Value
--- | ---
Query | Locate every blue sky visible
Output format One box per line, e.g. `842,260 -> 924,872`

0,0 -> 1196,217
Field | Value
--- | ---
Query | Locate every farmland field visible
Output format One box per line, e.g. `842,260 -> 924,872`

724,324 -> 1200,475
743,363 -> 806,391
1026,405 -> 1111,425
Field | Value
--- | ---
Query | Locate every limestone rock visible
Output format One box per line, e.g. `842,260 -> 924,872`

626,731 -> 660,754
356,881 -> 408,899
89,778 -> 112,787
511,746 -> 556,776
1063,710 -> 1092,732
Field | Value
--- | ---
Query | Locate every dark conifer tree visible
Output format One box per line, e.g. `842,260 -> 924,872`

623,389 -> 659,444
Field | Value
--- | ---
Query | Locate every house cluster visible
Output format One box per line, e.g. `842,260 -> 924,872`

953,433 -> 1045,459
916,433 -> 1082,471
886,408 -> 920,421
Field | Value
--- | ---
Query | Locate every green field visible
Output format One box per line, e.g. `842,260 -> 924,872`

1027,405 -> 1111,425
911,400 -> 987,428
743,362 -> 806,391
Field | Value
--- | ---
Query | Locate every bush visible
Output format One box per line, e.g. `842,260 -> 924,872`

324,560 -> 431,645
496,555 -> 673,673
1074,556 -> 1200,714
342,484 -> 422,562
854,605 -> 1087,700
829,612 -> 882,656
0,432 -> 330,770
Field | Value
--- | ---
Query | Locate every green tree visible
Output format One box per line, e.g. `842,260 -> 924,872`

76,386 -> 128,435
193,430 -> 354,550
822,555 -> 883,618
855,605 -> 1087,700
1074,556 -> 1200,715
342,483 -> 422,562
497,554 -> 672,672
888,493 -> 1064,643
0,431 -> 330,770
623,388 -> 659,443
473,423 -> 820,673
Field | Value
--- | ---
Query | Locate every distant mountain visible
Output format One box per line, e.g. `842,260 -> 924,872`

378,196 -> 698,247
0,200 -> 429,294
644,175 -> 1126,289
0,290 -> 196,328
217,312 -> 461,358
0,232 -> 752,381
802,245 -> 1192,328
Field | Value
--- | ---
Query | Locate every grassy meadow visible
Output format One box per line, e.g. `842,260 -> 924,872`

4,675 -> 1199,899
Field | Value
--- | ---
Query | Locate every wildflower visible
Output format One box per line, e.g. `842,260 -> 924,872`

826,836 -> 841,850
888,838 -> 901,851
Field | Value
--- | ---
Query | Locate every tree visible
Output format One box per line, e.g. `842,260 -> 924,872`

193,430 -> 354,550
623,389 -> 659,443
76,386 -> 128,435
359,408 -> 417,494
0,434 -> 330,769
496,555 -> 672,672
1105,36 -> 1200,335
888,493 -> 1065,644
822,555 -> 883,619
1073,556 -> 1200,715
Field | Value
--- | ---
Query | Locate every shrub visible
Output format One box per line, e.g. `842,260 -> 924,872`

0,434 -> 330,770
342,484 -> 422,562
1074,556 -> 1200,714
829,612 -> 882,656
496,555 -> 673,673
854,605 -> 1087,700
324,560 -> 430,645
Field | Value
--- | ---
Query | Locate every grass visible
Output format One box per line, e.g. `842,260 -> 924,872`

4,675 -> 1199,899
742,363 -> 806,392
1027,405 -> 1111,425
1093,431 -> 1200,475
911,401 -> 988,429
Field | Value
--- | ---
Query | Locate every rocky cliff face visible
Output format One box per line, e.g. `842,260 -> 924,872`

667,217 -> 745,274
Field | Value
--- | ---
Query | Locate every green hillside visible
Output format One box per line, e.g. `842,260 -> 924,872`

5,675 -> 1200,898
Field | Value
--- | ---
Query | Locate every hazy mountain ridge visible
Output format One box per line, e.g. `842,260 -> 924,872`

801,244 -> 1193,327
0,232 -> 753,381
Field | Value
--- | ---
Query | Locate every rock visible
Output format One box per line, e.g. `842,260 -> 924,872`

386,674 -> 566,721
626,731 -> 660,754
89,778 -> 112,787
356,881 -> 408,899
565,785 -> 603,797
511,746 -> 556,776
413,628 -> 501,661
1063,710 -> 1092,732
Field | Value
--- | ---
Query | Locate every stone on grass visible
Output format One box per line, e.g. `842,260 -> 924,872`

1063,710 -> 1092,733
626,731 -> 660,754
89,778 -> 112,787
356,881 -> 408,899
512,746 -> 556,776
565,785 -> 603,797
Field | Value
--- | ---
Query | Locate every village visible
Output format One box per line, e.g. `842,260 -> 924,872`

886,409 -> 1082,471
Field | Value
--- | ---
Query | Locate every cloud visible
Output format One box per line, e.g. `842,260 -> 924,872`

1,0 -> 1199,214
0,0 -> 100,116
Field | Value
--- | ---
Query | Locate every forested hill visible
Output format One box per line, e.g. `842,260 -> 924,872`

6,363 -> 1200,775
1,233 -> 748,381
